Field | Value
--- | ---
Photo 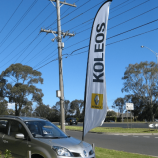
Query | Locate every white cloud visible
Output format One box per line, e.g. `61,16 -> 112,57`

7,103 -> 15,109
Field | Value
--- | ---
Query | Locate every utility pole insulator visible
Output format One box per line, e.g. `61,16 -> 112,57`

50,0 -> 77,7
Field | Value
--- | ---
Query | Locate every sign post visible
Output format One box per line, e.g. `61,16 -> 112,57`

126,103 -> 134,128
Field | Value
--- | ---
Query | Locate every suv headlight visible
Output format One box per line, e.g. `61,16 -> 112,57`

52,146 -> 73,157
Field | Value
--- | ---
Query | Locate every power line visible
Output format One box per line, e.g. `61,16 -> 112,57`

75,17 -> 158,37
49,0 -> 105,30
66,0 -> 153,34
106,27 -> 158,46
13,34 -> 41,64
52,0 -> 145,30
110,0 -> 130,11
0,2 -> 50,55
19,0 -> 144,69
20,34 -> 47,63
46,0 -> 91,29
13,1 -> 157,65
110,0 -> 136,13
109,0 -> 150,20
73,5 -> 158,35
33,48 -> 58,69
11,0 -> 153,70
36,50 -> 88,70
24,41 -> 53,64
23,0 -> 80,66
0,9 -> 55,65
107,18 -> 158,40
34,27 -> 158,70
0,0 -> 24,33
0,0 -> 38,47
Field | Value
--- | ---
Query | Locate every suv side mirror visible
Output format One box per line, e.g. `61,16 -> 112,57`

15,133 -> 25,139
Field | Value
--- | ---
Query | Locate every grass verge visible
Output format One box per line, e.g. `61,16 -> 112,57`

58,126 -> 158,133
95,147 -> 155,158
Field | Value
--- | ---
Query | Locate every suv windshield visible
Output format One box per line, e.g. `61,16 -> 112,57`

25,121 -> 68,138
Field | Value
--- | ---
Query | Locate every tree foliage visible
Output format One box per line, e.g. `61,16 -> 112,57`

0,98 -> 8,115
107,111 -> 117,117
121,61 -> 158,121
0,63 -> 44,116
70,100 -> 84,118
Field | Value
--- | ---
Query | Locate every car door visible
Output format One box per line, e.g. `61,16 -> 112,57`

2,120 -> 28,158
0,119 -> 9,152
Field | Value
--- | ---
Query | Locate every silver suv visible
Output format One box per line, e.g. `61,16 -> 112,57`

0,115 -> 95,158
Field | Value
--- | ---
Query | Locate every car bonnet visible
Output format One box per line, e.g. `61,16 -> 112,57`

37,136 -> 91,152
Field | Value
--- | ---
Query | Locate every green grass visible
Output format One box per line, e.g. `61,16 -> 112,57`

58,125 -> 158,133
95,147 -> 155,158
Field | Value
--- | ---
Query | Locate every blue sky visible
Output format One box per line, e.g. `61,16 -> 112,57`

0,0 -> 158,110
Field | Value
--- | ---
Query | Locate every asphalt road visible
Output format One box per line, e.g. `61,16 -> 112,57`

54,122 -> 152,128
66,130 -> 158,157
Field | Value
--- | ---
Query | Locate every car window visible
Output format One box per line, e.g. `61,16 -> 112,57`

0,120 -> 8,134
25,121 -> 68,138
9,120 -> 27,138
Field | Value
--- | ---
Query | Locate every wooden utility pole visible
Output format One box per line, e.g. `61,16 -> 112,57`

41,0 -> 76,132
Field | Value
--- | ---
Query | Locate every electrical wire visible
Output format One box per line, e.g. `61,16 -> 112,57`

106,27 -> 158,46
49,0 -> 105,30
36,50 -> 88,70
55,0 -> 151,34
24,41 -> 53,64
0,10 -> 55,65
33,49 -> 58,69
110,0 -> 136,13
110,0 -> 130,11
25,0 -> 80,66
75,17 -> 158,36
27,0 -> 139,68
72,5 -> 158,35
0,0 -> 24,33
0,2 -> 50,55
107,18 -> 158,40
0,0 -> 38,47
20,34 -> 47,63
3,1 -> 152,70
46,0 -> 81,29
34,27 -> 158,70
14,34 -> 41,64
108,5 -> 158,30
109,0 -> 150,20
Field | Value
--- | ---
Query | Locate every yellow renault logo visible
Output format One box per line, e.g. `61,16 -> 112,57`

91,93 -> 103,109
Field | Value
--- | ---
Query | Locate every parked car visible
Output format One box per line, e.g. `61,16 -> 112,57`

0,115 -> 95,158
155,119 -> 158,122
66,117 -> 78,125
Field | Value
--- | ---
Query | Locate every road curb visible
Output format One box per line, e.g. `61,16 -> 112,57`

66,130 -> 158,135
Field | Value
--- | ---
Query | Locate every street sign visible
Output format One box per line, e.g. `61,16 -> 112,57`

126,103 -> 134,110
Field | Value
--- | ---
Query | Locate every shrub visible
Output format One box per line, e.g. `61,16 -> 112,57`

0,149 -> 12,158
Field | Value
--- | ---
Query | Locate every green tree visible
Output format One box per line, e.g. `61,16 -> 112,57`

21,103 -> 33,116
33,103 -> 51,119
0,63 -> 44,116
107,111 -> 117,117
7,109 -> 15,115
122,61 -> 158,121
0,98 -> 8,115
53,100 -> 71,120
70,100 -> 84,118
0,77 -> 7,98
